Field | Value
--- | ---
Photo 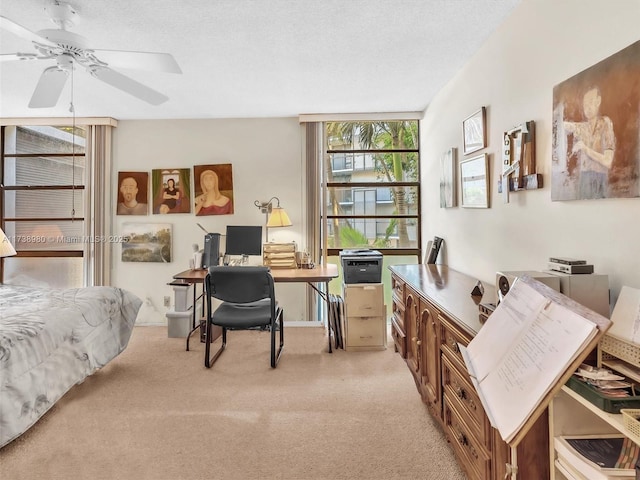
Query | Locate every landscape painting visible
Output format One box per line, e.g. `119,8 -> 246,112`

121,223 -> 172,263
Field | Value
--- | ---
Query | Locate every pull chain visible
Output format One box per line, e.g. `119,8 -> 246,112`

70,64 -> 76,220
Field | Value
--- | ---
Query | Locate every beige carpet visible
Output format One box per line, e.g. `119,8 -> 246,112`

1,325 -> 467,480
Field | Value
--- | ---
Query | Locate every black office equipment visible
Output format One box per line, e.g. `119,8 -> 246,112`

339,249 -> 383,284
225,225 -> 263,256
202,233 -> 221,269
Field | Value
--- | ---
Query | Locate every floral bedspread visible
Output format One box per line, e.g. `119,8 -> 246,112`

0,284 -> 141,448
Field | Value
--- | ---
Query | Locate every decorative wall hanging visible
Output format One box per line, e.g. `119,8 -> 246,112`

552,39 -> 640,201
463,107 -> 487,155
116,171 -> 149,215
151,168 -> 191,214
121,223 -> 172,263
460,153 -> 489,208
193,163 -> 234,216
499,121 -> 540,203
439,148 -> 457,208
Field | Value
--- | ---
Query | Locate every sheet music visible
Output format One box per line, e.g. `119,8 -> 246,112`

465,278 -> 549,382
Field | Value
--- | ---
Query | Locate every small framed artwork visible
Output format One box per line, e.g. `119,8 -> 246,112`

116,171 -> 148,215
460,153 -> 489,208
121,223 -> 172,262
151,168 -> 191,214
193,163 -> 235,216
439,147 -> 457,208
462,106 -> 487,155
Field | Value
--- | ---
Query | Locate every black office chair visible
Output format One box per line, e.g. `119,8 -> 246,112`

204,266 -> 284,368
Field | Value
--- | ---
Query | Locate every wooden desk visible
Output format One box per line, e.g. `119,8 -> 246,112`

172,264 -> 340,352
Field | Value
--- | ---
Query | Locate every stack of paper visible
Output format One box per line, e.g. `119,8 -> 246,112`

554,435 -> 638,479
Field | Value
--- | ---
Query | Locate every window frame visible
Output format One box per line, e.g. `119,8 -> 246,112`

323,122 -> 422,260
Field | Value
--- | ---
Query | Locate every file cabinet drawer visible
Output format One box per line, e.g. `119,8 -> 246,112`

344,284 -> 385,317
345,315 -> 386,350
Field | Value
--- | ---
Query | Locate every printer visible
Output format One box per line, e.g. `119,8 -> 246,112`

340,249 -> 383,284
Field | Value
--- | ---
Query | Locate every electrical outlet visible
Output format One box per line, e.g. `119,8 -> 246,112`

163,296 -> 171,307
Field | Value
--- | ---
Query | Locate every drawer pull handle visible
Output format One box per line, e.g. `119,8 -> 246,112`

416,340 -> 422,346
456,433 -> 468,446
450,340 -> 459,352
455,387 -> 466,399
412,336 -> 417,342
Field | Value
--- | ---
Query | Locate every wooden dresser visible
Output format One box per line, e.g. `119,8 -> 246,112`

389,264 -> 550,480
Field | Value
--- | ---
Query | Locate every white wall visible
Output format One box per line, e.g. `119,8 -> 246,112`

420,0 -> 640,309
111,117 -> 307,324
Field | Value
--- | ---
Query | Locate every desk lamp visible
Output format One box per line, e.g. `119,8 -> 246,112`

0,228 -> 17,258
254,197 -> 292,243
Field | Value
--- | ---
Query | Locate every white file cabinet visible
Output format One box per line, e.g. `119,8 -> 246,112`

343,283 -> 387,351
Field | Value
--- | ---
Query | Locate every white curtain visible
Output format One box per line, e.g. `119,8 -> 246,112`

85,124 -> 113,286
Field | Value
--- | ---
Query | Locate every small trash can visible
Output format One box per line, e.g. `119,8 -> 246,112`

169,282 -> 190,312
166,310 -> 191,338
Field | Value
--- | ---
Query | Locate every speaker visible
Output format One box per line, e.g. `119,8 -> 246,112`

495,270 -> 561,304
202,233 -> 221,269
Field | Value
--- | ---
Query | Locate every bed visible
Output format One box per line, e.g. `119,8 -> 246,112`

0,284 -> 142,448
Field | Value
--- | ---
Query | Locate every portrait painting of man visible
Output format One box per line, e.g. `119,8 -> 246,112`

552,40 -> 640,201
193,163 -> 234,216
117,171 -> 149,215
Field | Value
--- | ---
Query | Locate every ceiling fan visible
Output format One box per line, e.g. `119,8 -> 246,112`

0,1 -> 182,108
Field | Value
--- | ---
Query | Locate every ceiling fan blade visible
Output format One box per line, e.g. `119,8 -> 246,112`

90,67 -> 169,105
29,66 -> 69,108
0,15 -> 57,47
0,53 -> 39,62
91,49 -> 182,74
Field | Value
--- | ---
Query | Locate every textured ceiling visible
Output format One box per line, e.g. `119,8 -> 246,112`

0,0 -> 521,120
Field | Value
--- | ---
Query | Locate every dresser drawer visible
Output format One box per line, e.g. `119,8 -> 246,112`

391,317 -> 406,358
440,316 -> 471,369
344,284 -> 385,317
392,300 -> 405,330
345,315 -> 386,349
444,399 -> 491,480
391,275 -> 405,302
442,355 -> 490,450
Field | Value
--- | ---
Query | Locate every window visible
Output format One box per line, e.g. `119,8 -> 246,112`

1,125 -> 86,288
324,120 -> 420,257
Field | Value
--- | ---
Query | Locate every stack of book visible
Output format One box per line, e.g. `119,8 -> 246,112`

554,434 -> 639,479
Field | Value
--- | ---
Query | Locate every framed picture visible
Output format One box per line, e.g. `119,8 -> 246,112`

460,154 -> 489,208
439,147 -> 457,208
193,163 -> 235,215
121,223 -> 172,262
462,107 -> 487,155
116,171 -> 149,215
552,39 -> 640,201
151,168 -> 191,214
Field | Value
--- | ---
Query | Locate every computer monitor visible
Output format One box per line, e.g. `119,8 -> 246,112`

225,225 -> 263,256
